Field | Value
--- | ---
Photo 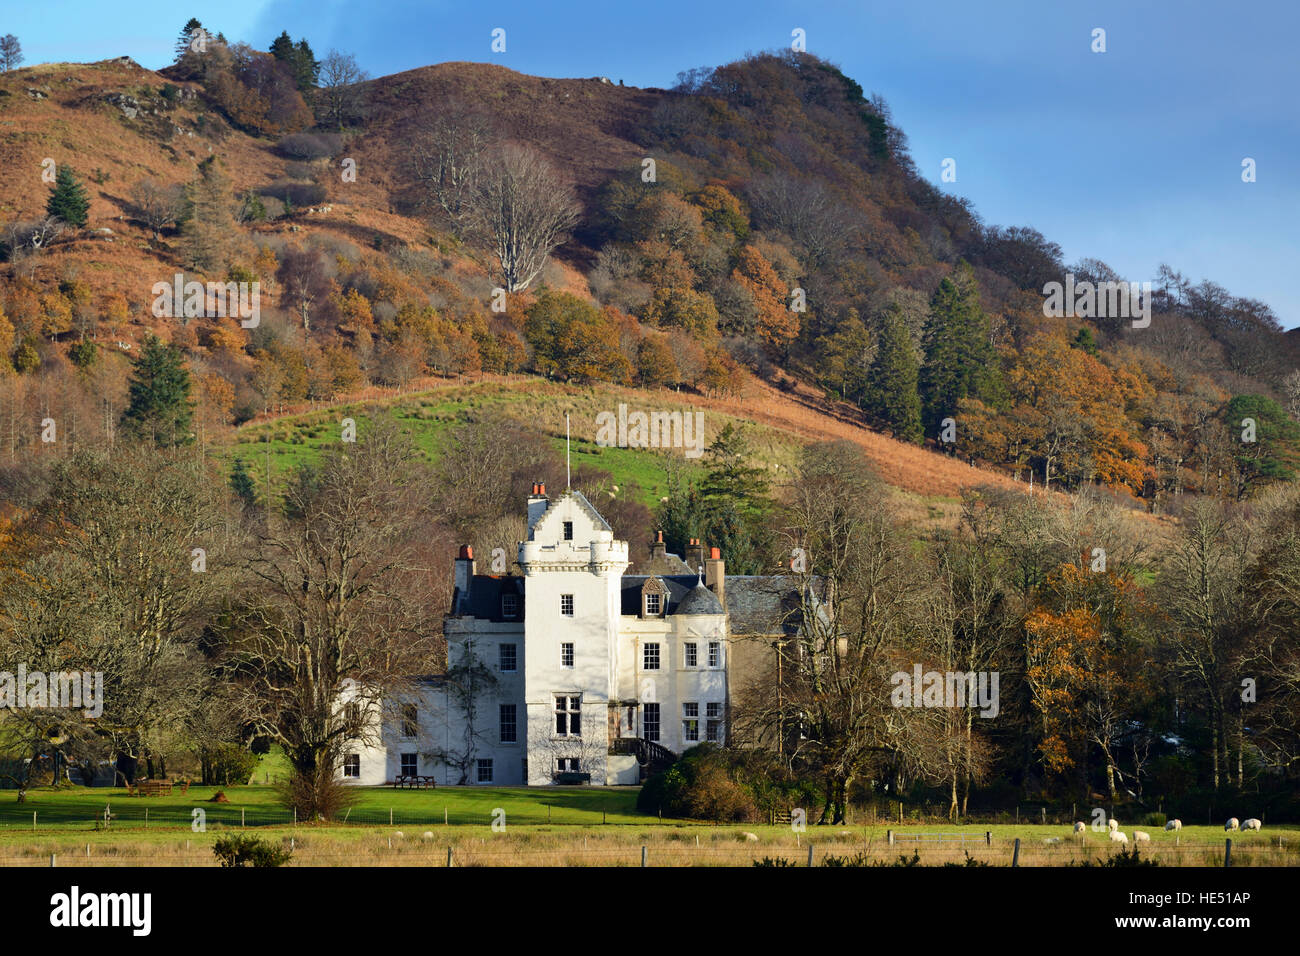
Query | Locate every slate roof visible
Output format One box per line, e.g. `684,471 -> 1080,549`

633,546 -> 694,576
453,575 -> 525,622
725,576 -> 811,636
676,581 -> 725,616
620,574 -> 702,616
454,570 -> 814,633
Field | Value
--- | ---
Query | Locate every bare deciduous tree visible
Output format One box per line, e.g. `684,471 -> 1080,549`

408,103 -> 494,237
745,174 -> 851,270
0,446 -> 232,786
316,49 -> 369,130
0,35 -> 22,72
130,178 -> 186,241
229,421 -> 442,818
469,143 -> 580,293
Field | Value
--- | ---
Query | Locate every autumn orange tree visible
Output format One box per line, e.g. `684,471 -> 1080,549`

731,246 -> 798,351
524,290 -> 633,384
981,331 -> 1153,494
1024,561 -> 1151,801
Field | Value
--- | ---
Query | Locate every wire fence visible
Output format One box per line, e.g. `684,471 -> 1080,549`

0,806 -> 638,831
0,832 -> 1291,868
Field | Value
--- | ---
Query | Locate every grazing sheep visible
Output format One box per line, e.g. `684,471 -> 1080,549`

1165,819 -> 1182,831
421,831 -> 434,841
1073,821 -> 1086,833
1108,818 -> 1119,831
1242,818 -> 1262,831
1225,817 -> 1239,831
1133,831 -> 1150,842
1108,831 -> 1128,844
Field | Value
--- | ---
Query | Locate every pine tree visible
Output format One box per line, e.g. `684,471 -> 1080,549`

920,262 -> 1000,436
181,157 -> 238,274
293,39 -> 319,93
866,305 -> 923,443
45,166 -> 90,227
230,458 -> 258,506
175,18 -> 204,60
269,30 -> 295,62
121,334 -> 195,447
695,423 -> 774,574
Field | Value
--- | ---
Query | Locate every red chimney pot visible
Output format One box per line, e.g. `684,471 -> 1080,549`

709,547 -> 720,559
457,545 -> 473,560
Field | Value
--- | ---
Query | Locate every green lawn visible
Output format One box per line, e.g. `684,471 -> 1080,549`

0,783 -> 654,831
214,380 -> 810,510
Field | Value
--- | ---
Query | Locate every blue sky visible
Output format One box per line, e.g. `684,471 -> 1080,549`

12,0 -> 1299,326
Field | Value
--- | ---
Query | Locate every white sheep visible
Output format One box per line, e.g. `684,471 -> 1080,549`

1073,821 -> 1086,833
1225,817 -> 1239,831
1242,818 -> 1262,831
1133,831 -> 1150,842
1165,819 -> 1182,831
1108,818 -> 1118,832
1108,830 -> 1128,844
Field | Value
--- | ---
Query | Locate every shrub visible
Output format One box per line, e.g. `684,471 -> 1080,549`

1143,812 -> 1167,828
213,834 -> 293,868
1069,846 -> 1160,868
637,744 -> 759,822
68,340 -> 98,369
753,856 -> 798,867
277,132 -> 343,160
202,742 -> 258,786
258,181 -> 327,208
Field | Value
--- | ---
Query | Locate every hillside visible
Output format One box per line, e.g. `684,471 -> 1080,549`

1,42 -> 1298,516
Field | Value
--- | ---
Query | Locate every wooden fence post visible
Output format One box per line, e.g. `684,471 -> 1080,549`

641,845 -> 647,867
887,829 -> 895,846
1012,838 -> 1021,867
447,846 -> 454,867
807,844 -> 814,867
985,831 -> 992,846
1224,839 -> 1232,868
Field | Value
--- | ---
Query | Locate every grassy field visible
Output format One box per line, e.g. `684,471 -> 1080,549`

218,380 -> 781,510
0,784 -> 1293,866
0,783 -> 652,830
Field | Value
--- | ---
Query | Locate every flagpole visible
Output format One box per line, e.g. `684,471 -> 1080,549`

566,413 -> 571,489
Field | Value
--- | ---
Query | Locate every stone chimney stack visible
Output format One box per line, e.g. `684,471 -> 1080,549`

704,546 -> 725,605
453,544 -> 475,613
686,537 -> 705,570
527,482 -> 549,535
650,530 -> 667,562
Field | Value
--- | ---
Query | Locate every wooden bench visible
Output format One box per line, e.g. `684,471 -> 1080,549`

392,775 -> 436,789
554,772 -> 591,785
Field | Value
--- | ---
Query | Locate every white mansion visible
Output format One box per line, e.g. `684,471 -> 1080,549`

339,483 -> 799,786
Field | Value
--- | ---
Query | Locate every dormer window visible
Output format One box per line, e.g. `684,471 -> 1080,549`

501,593 -> 518,618
563,521 -> 573,541
640,576 -> 667,618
